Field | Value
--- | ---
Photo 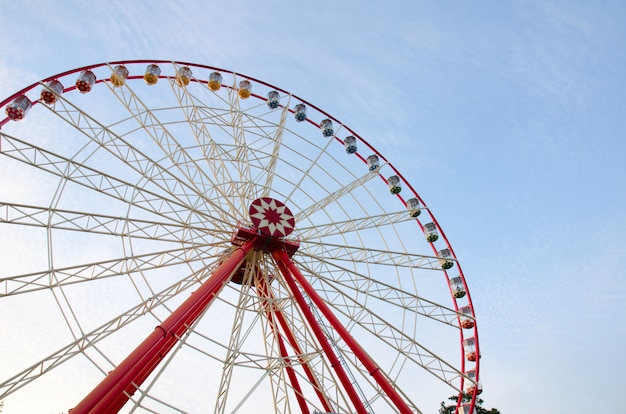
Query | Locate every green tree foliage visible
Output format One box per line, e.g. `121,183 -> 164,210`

439,393 -> 501,414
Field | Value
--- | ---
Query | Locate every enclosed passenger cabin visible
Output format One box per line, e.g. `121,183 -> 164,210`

406,198 -> 421,217
5,96 -> 32,121
449,276 -> 466,298
388,175 -> 401,194
238,80 -> 252,99
76,70 -> 96,93
176,66 -> 193,87
438,248 -> 454,269
40,80 -> 64,104
320,119 -> 333,137
144,64 -> 161,85
460,404 -> 478,414
459,306 -> 475,329
463,337 -> 478,361
344,136 -> 357,154
294,103 -> 307,122
464,369 -> 482,395
110,65 -> 129,87
423,222 -> 438,242
208,72 -> 222,91
367,155 -> 379,171
267,90 -> 280,109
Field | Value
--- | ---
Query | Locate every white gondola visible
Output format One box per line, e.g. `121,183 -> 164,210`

459,306 -> 474,329
406,198 -> 421,217
460,404 -> 478,414
438,248 -> 454,269
110,65 -> 129,87
449,276 -> 466,298
76,70 -> 96,93
144,64 -> 161,85
176,66 -> 193,87
464,369 -> 482,395
388,175 -> 401,194
40,80 -> 64,104
208,72 -> 222,91
423,222 -> 438,242
462,337 -> 478,361
344,136 -> 357,154
294,103 -> 307,121
238,80 -> 251,99
267,90 -> 280,109
5,95 -> 32,120
367,155 -> 379,171
320,118 -> 333,137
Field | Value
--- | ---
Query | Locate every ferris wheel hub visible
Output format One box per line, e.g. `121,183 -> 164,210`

248,197 -> 295,238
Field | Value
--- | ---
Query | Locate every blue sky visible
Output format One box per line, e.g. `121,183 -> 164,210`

1,1 -> 625,413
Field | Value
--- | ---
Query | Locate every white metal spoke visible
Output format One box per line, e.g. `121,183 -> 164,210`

294,165 -> 383,222
226,76 -> 253,192
0,201 -> 222,243
214,262 -> 262,414
0,260 -> 219,399
295,261 -> 464,391
263,98 -> 291,197
0,133 -> 197,223
40,91 -> 236,232
259,313 -> 291,414
301,240 -> 448,270
297,209 -> 414,239
43,96 -> 205,214
167,82 -> 243,217
0,244 -> 216,296
294,253 -> 461,327
104,76 -> 239,224
284,131 -> 337,206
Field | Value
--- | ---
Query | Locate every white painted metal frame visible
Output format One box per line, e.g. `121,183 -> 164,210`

0,61 -> 479,413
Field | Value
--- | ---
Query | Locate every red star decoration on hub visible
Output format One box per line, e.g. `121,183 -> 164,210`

249,198 -> 295,238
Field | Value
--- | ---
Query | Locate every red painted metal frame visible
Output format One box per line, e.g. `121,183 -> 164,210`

274,326 -> 309,413
273,249 -> 415,414
256,276 -> 309,413
272,254 -> 369,414
70,239 -> 257,414
256,274 -> 334,413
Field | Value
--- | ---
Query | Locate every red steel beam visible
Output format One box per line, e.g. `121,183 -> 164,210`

273,249 -> 414,414
271,251 -> 369,414
256,277 -> 310,413
272,313 -> 334,413
271,312 -> 310,413
259,281 -> 335,413
71,239 -> 256,413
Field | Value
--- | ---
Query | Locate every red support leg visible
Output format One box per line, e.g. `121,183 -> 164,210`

71,239 -> 256,414
256,275 -> 335,413
271,252 -> 369,414
273,249 -> 415,414
272,314 -> 310,413
270,298 -> 336,411
257,278 -> 310,414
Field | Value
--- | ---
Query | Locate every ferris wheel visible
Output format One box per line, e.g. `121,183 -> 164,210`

0,60 -> 481,414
